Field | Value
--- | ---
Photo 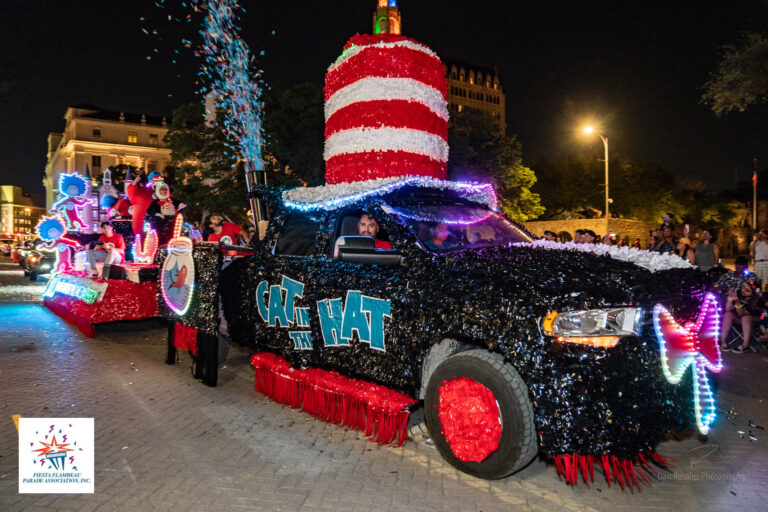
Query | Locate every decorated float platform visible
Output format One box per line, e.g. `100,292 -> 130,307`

42,267 -> 159,338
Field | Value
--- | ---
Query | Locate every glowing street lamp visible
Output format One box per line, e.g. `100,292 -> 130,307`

583,126 -> 610,219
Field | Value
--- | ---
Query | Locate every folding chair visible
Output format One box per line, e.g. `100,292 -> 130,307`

725,323 -> 764,353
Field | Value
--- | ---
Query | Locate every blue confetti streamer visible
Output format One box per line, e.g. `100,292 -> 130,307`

194,0 -> 264,173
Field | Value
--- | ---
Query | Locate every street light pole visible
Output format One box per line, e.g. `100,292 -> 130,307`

583,126 -> 610,219
600,134 -> 609,220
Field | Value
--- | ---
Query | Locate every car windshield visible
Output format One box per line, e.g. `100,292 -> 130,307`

388,204 -> 533,251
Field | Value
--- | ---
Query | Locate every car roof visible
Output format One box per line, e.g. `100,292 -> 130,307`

281,177 -> 497,213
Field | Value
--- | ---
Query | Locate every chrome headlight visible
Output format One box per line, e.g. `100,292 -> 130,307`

542,308 -> 643,348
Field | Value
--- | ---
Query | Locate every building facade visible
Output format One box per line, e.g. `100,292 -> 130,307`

0,186 -> 45,236
371,2 -> 506,131
443,60 -> 506,132
43,105 -> 172,210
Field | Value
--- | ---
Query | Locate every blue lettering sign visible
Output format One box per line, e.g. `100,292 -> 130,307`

256,280 -> 269,322
268,284 -> 289,327
289,331 -> 313,350
362,295 -> 392,351
256,277 -> 392,353
341,291 -> 371,343
296,307 -> 311,328
318,298 -> 348,346
281,276 -> 304,324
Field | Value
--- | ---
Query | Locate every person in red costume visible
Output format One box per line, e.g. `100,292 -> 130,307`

357,214 -> 392,249
125,173 -> 154,236
88,221 -> 126,275
206,214 -> 241,245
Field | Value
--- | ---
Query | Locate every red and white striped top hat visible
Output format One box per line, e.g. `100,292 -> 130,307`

324,33 -> 449,185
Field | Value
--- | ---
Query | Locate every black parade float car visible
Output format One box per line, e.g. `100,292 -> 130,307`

169,178 -> 721,488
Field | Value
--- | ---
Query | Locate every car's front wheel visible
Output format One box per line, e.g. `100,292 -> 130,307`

424,350 -> 537,480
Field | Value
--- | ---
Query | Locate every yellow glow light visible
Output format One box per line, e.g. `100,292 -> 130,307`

583,126 -> 594,134
556,336 -> 620,348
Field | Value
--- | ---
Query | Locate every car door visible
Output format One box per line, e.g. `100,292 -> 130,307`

253,210 -> 325,364
306,206 -> 417,391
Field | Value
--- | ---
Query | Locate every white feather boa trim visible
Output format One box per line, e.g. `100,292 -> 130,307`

282,177 -> 497,211
324,127 -> 449,162
513,239 -> 694,273
328,40 -> 439,73
325,77 -> 448,121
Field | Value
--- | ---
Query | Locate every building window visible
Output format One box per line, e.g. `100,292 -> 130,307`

92,128 -> 101,137
149,134 -> 159,146
128,132 -> 138,144
92,155 -> 101,169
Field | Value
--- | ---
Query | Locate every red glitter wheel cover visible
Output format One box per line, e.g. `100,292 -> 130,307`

438,377 -> 502,462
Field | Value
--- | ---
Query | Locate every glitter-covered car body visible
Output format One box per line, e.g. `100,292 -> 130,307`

220,182 -> 714,458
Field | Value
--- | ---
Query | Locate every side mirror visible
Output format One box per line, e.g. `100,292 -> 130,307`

334,236 -> 403,266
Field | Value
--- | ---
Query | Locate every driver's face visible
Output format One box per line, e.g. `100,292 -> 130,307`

357,214 -> 379,237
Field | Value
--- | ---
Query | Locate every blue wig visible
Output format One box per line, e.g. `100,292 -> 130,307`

37,217 -> 66,241
58,173 -> 88,196
101,195 -> 118,209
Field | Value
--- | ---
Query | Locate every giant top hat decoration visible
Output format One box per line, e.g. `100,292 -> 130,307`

324,33 -> 449,184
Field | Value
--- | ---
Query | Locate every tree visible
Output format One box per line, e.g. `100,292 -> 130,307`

533,153 -> 689,223
532,153 -> 604,219
702,32 -> 768,116
447,109 -> 544,221
262,82 -> 325,187
164,102 -> 250,225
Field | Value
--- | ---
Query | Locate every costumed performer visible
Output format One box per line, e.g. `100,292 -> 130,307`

145,172 -> 186,245
36,215 -> 82,274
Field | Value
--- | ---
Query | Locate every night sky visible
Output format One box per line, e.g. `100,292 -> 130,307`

2,0 -> 768,206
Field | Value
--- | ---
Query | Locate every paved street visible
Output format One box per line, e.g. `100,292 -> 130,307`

1,260 -> 767,512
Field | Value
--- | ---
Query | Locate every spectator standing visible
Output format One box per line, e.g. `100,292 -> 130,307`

574,229 -> 585,243
675,236 -> 693,262
693,230 -> 719,271
751,230 -> 768,289
543,230 -> 557,241
582,230 -> 597,244
660,213 -> 674,231
655,226 -> 677,254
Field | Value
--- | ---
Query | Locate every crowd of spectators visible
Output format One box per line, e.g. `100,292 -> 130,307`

540,213 -> 768,353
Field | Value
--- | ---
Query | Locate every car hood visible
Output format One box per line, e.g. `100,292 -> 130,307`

425,244 -> 712,320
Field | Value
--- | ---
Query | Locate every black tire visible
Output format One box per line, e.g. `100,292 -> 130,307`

424,350 -> 537,479
29,272 -> 37,281
23,269 -> 29,276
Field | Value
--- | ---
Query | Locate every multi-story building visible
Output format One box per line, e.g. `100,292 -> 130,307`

443,59 -> 506,132
370,1 -> 506,131
43,104 -> 172,211
0,186 -> 45,236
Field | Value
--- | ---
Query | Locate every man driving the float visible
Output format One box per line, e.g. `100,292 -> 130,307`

357,213 -> 392,249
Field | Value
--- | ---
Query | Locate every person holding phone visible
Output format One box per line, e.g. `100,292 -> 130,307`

720,280 -> 764,353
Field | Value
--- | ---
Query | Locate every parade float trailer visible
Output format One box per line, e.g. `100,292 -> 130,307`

159,32 -> 723,488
